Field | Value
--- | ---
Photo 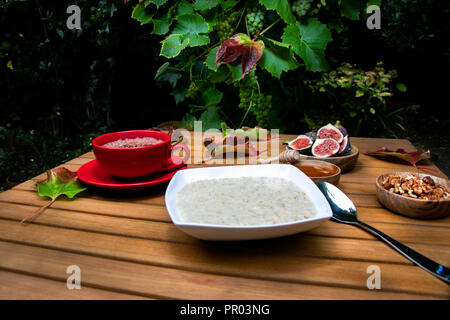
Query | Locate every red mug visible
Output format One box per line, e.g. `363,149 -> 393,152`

92,130 -> 190,178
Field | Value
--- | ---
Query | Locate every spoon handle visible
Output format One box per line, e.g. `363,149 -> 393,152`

356,221 -> 450,284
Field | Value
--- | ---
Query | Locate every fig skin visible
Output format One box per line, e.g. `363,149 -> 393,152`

334,120 -> 348,137
338,135 -> 351,155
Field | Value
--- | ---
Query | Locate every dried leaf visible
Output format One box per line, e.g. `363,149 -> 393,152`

21,167 -> 87,223
363,147 -> 438,173
202,134 -> 263,163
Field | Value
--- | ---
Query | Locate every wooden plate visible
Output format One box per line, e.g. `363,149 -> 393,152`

375,172 -> 450,219
287,145 -> 359,173
291,160 -> 341,186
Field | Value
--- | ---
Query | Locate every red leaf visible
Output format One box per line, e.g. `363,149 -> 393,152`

215,33 -> 264,78
363,147 -> 438,173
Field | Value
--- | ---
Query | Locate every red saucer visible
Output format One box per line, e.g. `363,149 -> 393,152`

77,156 -> 187,190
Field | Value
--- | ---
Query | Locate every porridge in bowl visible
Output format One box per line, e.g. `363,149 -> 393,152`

176,176 -> 317,226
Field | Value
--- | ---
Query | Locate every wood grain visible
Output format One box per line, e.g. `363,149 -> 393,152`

0,135 -> 448,299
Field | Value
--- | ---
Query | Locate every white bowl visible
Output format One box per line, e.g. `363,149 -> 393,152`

165,164 -> 332,241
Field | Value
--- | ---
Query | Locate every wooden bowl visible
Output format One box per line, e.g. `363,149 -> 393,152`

375,172 -> 450,219
292,160 -> 341,186
287,145 -> 359,173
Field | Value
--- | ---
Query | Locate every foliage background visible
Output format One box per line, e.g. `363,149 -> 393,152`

0,0 -> 449,190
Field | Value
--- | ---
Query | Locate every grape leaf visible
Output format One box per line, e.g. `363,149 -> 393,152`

183,34 -> 210,47
215,33 -> 264,78
363,147 -> 438,173
154,62 -> 182,87
21,167 -> 87,223
160,34 -> 190,58
340,0 -> 363,20
281,19 -> 332,72
152,16 -> 172,35
258,0 -> 295,24
172,13 -> 209,34
258,36 -> 299,78
204,46 -> 220,71
131,3 -> 154,25
220,0 -> 238,10
193,0 -> 219,11
202,87 -> 223,106
198,107 -> 224,131
177,1 -> 194,16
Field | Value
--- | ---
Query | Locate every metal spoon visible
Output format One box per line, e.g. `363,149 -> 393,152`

317,181 -> 450,284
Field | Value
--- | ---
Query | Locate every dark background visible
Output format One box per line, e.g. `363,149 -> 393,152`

0,0 -> 449,189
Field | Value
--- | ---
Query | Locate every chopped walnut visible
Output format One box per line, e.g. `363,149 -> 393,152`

382,174 -> 449,201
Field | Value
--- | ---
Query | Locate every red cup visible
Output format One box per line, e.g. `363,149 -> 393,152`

92,130 -> 190,178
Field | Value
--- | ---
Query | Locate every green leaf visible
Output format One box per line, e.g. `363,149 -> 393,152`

396,83 -> 407,92
282,19 -> 332,72
152,16 -> 172,35
154,63 -> 182,88
227,63 -> 243,81
220,0 -> 238,9
131,3 -> 154,25
22,167 -> 87,223
160,34 -> 189,58
259,36 -> 299,78
36,167 -> 86,200
155,62 -> 170,80
171,87 -> 188,105
207,65 -> 230,83
182,113 -> 196,130
183,34 -> 210,47
172,13 -> 209,34
193,0 -> 219,11
146,0 -> 168,8
204,46 -> 219,71
340,0 -> 363,20
199,107 -> 224,130
258,0 -> 295,24
177,1 -> 194,16
202,87 -> 223,106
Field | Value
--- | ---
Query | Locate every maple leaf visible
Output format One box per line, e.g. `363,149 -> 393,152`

363,147 -> 438,173
215,33 -> 265,78
21,167 -> 87,224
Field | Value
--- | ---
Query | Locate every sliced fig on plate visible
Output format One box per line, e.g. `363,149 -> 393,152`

317,123 -> 344,143
338,135 -> 351,155
311,138 -> 340,158
288,135 -> 314,152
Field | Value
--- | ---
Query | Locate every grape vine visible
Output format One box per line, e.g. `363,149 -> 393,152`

132,0 -> 374,130
215,11 -> 240,42
235,69 -> 272,127
292,0 -> 314,18
246,6 -> 264,37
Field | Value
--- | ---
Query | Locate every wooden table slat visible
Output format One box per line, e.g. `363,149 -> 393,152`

0,134 -> 448,299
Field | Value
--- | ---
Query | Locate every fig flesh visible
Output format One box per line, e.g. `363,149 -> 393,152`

317,123 -> 344,143
288,135 -> 313,152
311,138 -> 340,158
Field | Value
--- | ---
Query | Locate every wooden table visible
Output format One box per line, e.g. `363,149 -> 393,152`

0,134 -> 449,299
